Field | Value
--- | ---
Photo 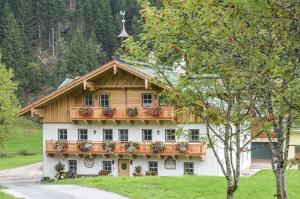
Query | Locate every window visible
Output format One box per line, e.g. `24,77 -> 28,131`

103,161 -> 112,172
184,162 -> 194,175
78,129 -> 88,141
142,93 -> 153,107
68,160 -> 77,173
83,94 -> 93,107
149,161 -> 158,174
189,129 -> 200,142
142,129 -> 152,141
103,129 -> 113,141
165,129 -> 176,142
295,146 -> 300,153
118,129 -> 128,142
100,94 -> 109,107
58,129 -> 67,140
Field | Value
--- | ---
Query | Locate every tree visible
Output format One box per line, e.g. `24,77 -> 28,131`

0,60 -> 19,146
85,32 -> 105,72
120,1 -> 300,199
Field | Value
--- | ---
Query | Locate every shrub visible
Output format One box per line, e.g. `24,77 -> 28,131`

133,166 -> 143,176
99,170 -> 111,176
150,141 -> 166,153
41,176 -> 54,183
54,161 -> 65,180
145,170 -> 157,176
0,152 -> 8,158
16,149 -> 35,156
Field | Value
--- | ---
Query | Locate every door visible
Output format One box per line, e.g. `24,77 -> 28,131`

118,159 -> 130,176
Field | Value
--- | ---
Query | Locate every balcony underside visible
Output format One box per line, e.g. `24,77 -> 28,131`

46,141 -> 206,160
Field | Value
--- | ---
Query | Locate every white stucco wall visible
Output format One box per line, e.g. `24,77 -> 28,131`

42,122 -> 251,177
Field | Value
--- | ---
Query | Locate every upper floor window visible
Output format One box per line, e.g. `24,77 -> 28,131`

68,160 -> 77,173
142,93 -> 153,107
118,129 -> 128,142
100,94 -> 109,108
189,129 -> 200,142
165,129 -> 176,142
78,129 -> 88,141
103,129 -> 113,141
184,162 -> 194,175
142,129 -> 152,141
58,129 -> 67,140
83,94 -> 93,107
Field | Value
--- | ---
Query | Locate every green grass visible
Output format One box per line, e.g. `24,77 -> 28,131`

0,185 -> 15,199
0,118 -> 42,170
53,170 -> 300,199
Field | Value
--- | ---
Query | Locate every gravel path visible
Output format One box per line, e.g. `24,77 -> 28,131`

0,163 -> 127,199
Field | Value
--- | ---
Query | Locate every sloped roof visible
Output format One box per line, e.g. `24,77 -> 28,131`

18,60 -> 172,117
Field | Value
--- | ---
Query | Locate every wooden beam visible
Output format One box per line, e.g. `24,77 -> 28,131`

86,81 -> 96,91
95,85 -> 145,89
145,79 -> 149,89
31,108 -> 45,118
127,120 -> 132,125
113,65 -> 117,75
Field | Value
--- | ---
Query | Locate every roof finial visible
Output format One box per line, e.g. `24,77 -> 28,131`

117,11 -> 130,38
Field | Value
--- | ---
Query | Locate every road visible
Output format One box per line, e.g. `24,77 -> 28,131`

0,162 -> 127,199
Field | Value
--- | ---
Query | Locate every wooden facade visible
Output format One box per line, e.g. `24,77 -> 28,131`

45,140 -> 206,160
19,61 -> 202,123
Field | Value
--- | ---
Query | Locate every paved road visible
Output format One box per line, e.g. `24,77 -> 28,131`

0,163 -> 127,199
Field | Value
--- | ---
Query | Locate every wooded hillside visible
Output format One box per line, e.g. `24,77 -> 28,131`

0,0 -> 151,105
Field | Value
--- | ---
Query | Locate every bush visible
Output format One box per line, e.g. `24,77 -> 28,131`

16,149 -> 35,156
55,161 -> 65,180
133,166 -> 143,176
145,170 -> 157,176
99,170 -> 111,176
0,152 -> 8,158
41,176 -> 54,183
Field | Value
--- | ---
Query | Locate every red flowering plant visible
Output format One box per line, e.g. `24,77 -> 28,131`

79,108 -> 93,117
102,107 -> 115,117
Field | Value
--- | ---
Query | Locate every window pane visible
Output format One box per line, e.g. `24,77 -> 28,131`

84,94 -> 93,106
142,129 -> 152,141
142,93 -> 152,107
103,129 -> 113,141
165,129 -> 176,142
184,162 -> 194,175
103,161 -> 112,172
189,129 -> 199,142
58,129 -> 67,140
100,94 -> 109,107
149,161 -> 158,173
68,160 -> 77,173
119,129 -> 128,142
78,129 -> 88,141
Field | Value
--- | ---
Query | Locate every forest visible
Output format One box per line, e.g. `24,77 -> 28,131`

0,0 -> 157,105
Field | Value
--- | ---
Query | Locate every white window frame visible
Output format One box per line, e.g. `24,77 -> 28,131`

100,94 -> 109,108
58,129 -> 67,140
189,129 -> 200,142
102,161 -> 112,172
165,129 -> 176,142
118,129 -> 128,142
148,161 -> 158,174
78,129 -> 88,141
68,160 -> 77,173
142,93 -> 153,107
142,129 -> 152,142
184,162 -> 194,175
103,129 -> 113,141
83,94 -> 93,107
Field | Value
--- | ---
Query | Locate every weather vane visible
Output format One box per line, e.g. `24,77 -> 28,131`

117,11 -> 130,38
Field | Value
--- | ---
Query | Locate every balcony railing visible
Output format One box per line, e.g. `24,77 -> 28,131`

70,106 -> 176,121
46,140 -> 206,160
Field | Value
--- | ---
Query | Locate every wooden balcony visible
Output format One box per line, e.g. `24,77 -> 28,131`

296,153 -> 300,160
46,140 -> 206,160
70,106 -> 176,122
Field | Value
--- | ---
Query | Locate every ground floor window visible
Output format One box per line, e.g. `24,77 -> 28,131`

68,160 -> 77,174
184,162 -> 194,175
103,161 -> 112,173
148,161 -> 158,174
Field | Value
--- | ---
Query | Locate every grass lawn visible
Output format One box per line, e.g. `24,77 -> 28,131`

53,170 -> 300,199
0,185 -> 15,199
0,118 -> 42,170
